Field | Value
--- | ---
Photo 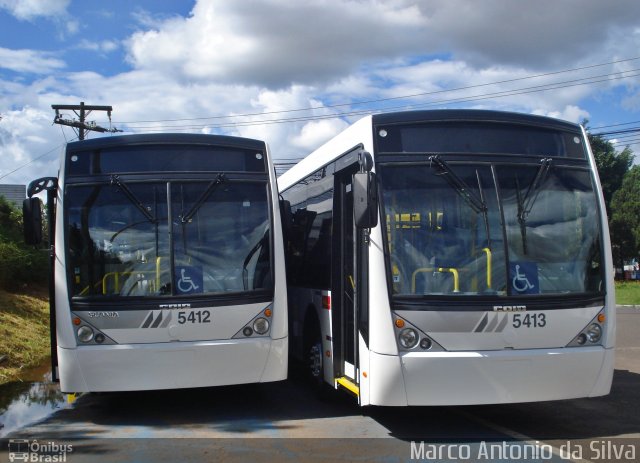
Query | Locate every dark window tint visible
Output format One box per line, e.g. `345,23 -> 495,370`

376,122 -> 586,158
67,145 -> 267,175
282,170 -> 334,289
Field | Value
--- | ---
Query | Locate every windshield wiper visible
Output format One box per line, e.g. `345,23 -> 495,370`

475,169 -> 491,248
517,158 -> 552,224
242,231 -> 269,290
181,173 -> 226,224
516,158 -> 553,255
429,155 -> 491,248
110,175 -> 156,224
429,155 -> 487,214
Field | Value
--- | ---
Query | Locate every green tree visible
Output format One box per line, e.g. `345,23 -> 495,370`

0,196 -> 23,242
0,196 -> 48,290
610,166 -> 640,265
588,134 -> 634,217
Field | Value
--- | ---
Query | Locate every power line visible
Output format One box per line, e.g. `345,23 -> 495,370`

0,143 -> 67,182
610,137 -> 640,146
592,127 -> 640,137
111,56 -> 640,126
591,120 -> 640,130
8,58 -> 640,179
120,69 -> 640,133
605,136 -> 640,145
601,131 -> 640,141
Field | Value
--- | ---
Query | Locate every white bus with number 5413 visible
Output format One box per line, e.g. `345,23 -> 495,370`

279,110 -> 614,406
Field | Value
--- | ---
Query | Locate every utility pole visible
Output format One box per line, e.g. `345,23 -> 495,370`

51,102 -> 122,140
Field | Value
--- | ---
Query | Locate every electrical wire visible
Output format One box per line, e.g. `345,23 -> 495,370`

0,143 -> 68,182
11,56 -> 640,178
118,69 -> 640,133
110,56 -> 640,126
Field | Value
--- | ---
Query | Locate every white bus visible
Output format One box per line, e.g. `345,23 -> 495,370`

24,134 -> 287,392
278,110 -> 614,406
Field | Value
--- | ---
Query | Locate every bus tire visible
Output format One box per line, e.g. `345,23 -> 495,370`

304,316 -> 330,399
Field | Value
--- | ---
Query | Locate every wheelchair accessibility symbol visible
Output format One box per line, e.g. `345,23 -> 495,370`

175,266 -> 203,294
509,262 -> 539,294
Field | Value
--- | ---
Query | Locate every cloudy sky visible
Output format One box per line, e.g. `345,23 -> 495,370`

1,0 -> 639,185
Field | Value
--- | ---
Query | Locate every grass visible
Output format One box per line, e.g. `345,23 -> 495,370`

0,288 -> 50,385
615,280 -> 640,306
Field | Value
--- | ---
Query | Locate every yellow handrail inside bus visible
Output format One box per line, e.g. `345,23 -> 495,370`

411,267 -> 460,293
78,281 -> 102,296
156,257 -> 162,291
103,272 -> 124,294
438,267 -> 460,293
482,247 -> 492,289
102,271 -> 157,295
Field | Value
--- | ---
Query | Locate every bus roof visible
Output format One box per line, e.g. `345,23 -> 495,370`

278,109 -> 583,191
66,133 -> 267,152
371,109 -> 581,132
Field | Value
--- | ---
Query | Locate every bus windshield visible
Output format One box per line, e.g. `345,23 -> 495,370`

66,180 -> 272,298
379,161 -> 603,298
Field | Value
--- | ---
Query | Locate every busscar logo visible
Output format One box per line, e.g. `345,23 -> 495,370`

493,305 -> 527,312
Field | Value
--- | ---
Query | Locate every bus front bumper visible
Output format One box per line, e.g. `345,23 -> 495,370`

368,346 -> 614,406
57,337 -> 287,393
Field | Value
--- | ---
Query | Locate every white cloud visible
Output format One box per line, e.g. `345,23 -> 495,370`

123,0 -> 640,89
2,0 -> 639,185
0,0 -> 70,20
0,0 -> 78,39
290,119 -> 349,150
534,105 -> 590,124
76,39 -> 119,54
0,47 -> 65,74
124,0 -> 435,87
0,107 -> 63,184
414,0 -> 640,69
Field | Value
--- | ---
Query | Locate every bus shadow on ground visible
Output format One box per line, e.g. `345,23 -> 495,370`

8,369 -> 638,441
372,369 -> 640,441
10,367 -> 360,439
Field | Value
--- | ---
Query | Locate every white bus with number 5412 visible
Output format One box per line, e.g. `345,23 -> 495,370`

24,134 -> 288,392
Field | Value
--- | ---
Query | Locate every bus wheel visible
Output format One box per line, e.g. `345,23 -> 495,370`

308,341 -> 323,381
306,332 -> 330,398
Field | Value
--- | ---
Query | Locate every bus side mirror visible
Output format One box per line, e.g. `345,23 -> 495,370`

23,197 -> 43,245
353,171 -> 378,229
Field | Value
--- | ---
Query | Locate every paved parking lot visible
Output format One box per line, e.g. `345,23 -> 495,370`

2,307 -> 639,462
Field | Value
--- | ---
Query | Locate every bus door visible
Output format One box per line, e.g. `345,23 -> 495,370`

332,168 -> 359,393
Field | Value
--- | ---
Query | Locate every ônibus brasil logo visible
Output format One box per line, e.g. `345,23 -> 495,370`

8,439 -> 73,462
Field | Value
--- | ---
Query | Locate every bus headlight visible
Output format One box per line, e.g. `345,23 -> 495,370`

420,338 -> 432,350
398,328 -> 418,349
586,323 -> 602,343
566,310 -> 606,347
77,326 -> 94,343
253,317 -> 270,335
